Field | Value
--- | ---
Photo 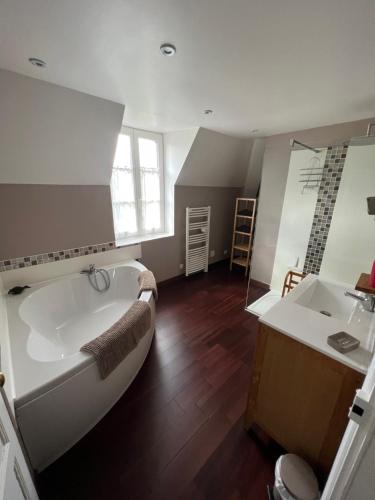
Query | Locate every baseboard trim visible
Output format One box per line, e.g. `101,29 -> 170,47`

249,278 -> 270,291
157,258 -> 230,288
157,273 -> 184,288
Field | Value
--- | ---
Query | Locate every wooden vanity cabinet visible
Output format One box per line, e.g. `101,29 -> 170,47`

245,324 -> 364,477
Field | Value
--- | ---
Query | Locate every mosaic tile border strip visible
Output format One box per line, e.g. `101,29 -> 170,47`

0,241 -> 118,272
303,145 -> 348,275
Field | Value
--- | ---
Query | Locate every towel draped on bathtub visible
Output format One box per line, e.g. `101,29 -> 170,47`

80,300 -> 151,379
138,270 -> 158,300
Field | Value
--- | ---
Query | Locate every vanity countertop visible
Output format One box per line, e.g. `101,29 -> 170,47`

259,275 -> 375,374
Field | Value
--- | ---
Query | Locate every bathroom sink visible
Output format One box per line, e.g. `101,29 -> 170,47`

259,274 -> 375,374
295,279 -> 363,322
290,275 -> 375,354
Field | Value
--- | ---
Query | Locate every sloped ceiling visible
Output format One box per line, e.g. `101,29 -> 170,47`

0,69 -> 249,188
0,69 -> 124,185
176,128 -> 252,187
164,128 -> 199,186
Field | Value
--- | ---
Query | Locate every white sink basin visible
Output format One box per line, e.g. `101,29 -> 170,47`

295,279 -> 367,323
259,274 -> 375,374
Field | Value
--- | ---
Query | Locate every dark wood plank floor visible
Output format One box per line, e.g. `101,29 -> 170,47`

38,262 -> 282,500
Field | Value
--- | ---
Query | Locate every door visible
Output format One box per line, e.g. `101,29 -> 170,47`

0,378 -> 38,500
322,352 -> 375,499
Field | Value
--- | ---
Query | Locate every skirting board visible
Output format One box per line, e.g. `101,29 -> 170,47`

249,278 -> 270,291
158,259 -> 230,288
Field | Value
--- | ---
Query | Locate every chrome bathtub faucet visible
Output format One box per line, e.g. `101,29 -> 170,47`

80,264 -> 96,275
81,264 -> 110,292
344,291 -> 375,313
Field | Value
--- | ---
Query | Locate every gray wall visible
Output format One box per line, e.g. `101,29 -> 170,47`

142,185 -> 240,282
0,185 -> 114,260
251,118 -> 371,285
0,183 -> 239,282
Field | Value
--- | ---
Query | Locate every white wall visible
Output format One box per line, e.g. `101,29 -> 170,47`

270,149 -> 326,292
320,144 -> 375,285
322,346 -> 375,500
243,138 -> 265,197
176,127 -> 252,187
251,119 -> 370,285
344,431 -> 375,500
163,128 -> 199,233
0,69 -> 124,185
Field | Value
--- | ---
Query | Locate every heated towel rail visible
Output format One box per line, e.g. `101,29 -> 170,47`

185,206 -> 211,276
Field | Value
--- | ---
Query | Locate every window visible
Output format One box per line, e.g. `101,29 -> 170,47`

111,127 -> 164,242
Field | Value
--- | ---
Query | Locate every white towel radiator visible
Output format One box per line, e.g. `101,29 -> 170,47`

185,206 -> 211,276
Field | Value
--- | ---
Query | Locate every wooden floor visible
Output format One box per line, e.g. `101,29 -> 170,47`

38,262 -> 282,500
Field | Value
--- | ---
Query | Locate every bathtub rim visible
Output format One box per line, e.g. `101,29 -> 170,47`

16,322 -> 156,472
5,259 -> 153,408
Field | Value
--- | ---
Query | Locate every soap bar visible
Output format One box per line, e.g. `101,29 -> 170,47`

327,332 -> 360,354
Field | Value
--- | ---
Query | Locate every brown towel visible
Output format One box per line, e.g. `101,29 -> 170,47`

138,270 -> 158,300
81,300 -> 151,379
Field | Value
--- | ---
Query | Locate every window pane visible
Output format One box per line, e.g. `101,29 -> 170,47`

140,171 -> 160,202
143,202 -> 161,231
113,203 -> 138,235
138,138 -> 158,170
114,134 -> 132,169
111,168 -> 135,203
111,128 -> 164,239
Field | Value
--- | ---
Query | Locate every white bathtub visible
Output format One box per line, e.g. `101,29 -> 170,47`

5,259 -> 155,471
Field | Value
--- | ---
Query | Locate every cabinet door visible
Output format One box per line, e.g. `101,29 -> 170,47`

0,388 -> 39,500
245,325 -> 363,475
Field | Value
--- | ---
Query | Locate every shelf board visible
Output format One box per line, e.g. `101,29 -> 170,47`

233,244 -> 249,252
355,273 -> 375,294
234,231 -> 251,236
236,214 -> 253,219
232,257 -> 249,268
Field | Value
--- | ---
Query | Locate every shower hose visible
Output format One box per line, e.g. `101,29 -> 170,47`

88,268 -> 111,292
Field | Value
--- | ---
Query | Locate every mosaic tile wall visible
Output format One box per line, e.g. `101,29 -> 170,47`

0,241 -> 117,272
303,145 -> 348,275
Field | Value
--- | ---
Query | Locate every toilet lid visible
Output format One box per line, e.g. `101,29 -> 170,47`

280,454 -> 319,500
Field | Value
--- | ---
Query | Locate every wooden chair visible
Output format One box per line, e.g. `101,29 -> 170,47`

282,270 -> 305,297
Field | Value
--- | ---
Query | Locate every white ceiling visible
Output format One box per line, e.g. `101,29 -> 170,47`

1,0 -> 375,137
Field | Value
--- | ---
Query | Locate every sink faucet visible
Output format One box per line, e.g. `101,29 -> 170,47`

80,264 -> 96,275
345,291 -> 375,312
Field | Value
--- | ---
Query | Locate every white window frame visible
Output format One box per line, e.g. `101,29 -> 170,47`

111,126 -> 165,244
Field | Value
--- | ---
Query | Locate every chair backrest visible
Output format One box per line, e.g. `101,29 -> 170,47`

282,270 -> 305,297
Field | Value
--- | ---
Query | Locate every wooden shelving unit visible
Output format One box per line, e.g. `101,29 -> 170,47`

230,197 -> 257,276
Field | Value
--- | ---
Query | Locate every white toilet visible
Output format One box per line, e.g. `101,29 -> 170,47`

273,454 -> 320,500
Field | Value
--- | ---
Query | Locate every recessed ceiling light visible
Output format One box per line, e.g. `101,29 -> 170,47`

160,43 -> 176,56
28,57 -> 46,68
203,109 -> 213,115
